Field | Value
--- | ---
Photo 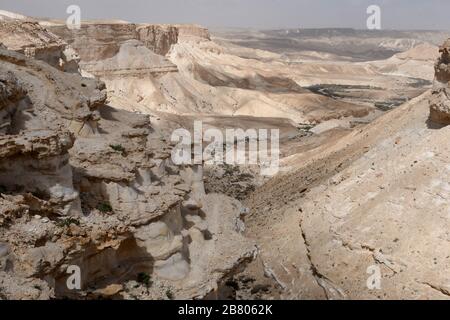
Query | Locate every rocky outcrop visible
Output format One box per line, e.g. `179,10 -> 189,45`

429,39 -> 450,124
0,49 -> 89,216
0,21 -> 80,73
0,48 -> 105,137
48,23 -> 138,63
46,19 -> 371,122
0,131 -> 80,216
136,24 -> 179,56
48,22 -> 207,61
176,24 -> 210,40
83,40 -> 178,78
0,35 -> 254,300
47,23 -> 192,80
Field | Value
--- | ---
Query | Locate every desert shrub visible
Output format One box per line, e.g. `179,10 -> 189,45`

109,144 -> 126,155
165,289 -> 174,300
97,202 -> 113,213
57,217 -> 80,227
137,272 -> 152,287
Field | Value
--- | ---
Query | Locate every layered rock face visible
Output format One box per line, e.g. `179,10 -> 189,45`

430,39 -> 450,124
0,131 -> 80,217
83,39 -> 178,78
176,24 -> 210,40
0,48 -> 104,217
240,39 -> 450,299
136,24 -> 180,56
49,23 -> 210,60
48,20 -> 372,123
0,25 -> 254,300
0,21 -> 80,73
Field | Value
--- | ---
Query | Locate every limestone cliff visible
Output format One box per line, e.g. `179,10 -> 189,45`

0,21 -> 80,73
48,22 -> 210,58
0,25 -> 254,300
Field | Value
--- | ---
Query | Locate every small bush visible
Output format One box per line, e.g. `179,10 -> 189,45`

109,144 -> 125,155
31,188 -> 50,200
223,163 -> 235,176
0,185 -> 6,194
165,289 -> 174,300
137,272 -> 152,287
57,217 -> 80,228
97,202 -> 113,213
298,123 -> 315,132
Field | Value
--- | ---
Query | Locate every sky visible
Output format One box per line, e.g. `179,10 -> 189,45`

1,0 -> 449,30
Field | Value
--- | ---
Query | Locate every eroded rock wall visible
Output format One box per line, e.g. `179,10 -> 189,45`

430,39 -> 450,124
48,22 -> 208,60
0,34 -> 254,300
136,24 -> 179,56
0,21 -> 80,73
47,23 -> 195,83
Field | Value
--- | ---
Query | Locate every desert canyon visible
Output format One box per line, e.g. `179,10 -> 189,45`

1,9 -> 450,300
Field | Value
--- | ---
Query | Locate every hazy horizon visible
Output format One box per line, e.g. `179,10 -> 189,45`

1,0 -> 450,31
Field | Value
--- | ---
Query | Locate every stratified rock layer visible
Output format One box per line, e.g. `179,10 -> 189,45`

430,39 -> 450,124
0,26 -> 254,300
243,40 -> 450,299
0,21 -> 80,73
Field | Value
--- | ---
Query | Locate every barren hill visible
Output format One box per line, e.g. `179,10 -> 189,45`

239,44 -> 450,299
